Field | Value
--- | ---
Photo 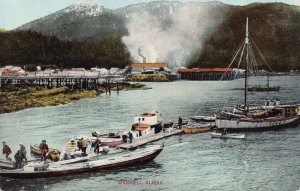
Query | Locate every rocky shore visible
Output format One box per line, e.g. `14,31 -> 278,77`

0,82 -> 146,114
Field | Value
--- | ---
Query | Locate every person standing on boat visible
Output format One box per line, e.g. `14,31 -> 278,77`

93,138 -> 101,154
178,116 -> 183,129
2,141 -> 12,160
80,138 -> 88,156
14,143 -> 27,169
39,140 -> 49,161
128,131 -> 133,143
222,128 -> 227,135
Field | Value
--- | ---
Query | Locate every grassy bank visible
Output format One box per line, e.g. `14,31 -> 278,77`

125,74 -> 169,82
0,82 -> 146,114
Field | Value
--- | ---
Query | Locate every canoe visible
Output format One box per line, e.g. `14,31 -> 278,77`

0,145 -> 163,179
211,132 -> 246,139
30,144 -> 56,156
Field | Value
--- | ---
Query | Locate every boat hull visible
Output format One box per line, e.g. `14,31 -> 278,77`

0,146 -> 163,179
183,127 -> 211,134
216,115 -> 300,131
100,139 -> 124,147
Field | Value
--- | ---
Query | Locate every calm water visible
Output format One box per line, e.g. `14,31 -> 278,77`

0,76 -> 299,191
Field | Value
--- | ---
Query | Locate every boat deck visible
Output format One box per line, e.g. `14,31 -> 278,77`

118,129 -> 183,149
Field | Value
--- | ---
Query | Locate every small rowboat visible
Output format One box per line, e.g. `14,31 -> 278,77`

0,159 -> 15,169
183,122 -> 214,134
0,145 -> 163,179
211,132 -> 246,139
100,138 -> 124,147
30,144 -> 56,156
92,131 -> 121,138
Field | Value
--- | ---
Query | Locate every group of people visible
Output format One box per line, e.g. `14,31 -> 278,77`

122,132 -> 133,143
2,141 -> 27,169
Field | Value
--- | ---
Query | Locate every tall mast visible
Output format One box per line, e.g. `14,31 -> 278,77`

244,17 -> 249,112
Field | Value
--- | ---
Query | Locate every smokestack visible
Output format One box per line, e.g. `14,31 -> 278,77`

138,48 -> 146,63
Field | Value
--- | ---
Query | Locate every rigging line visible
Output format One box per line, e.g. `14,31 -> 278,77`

220,42 -> 246,111
219,40 -> 246,81
250,37 -> 274,72
249,43 -> 258,74
194,40 -> 246,116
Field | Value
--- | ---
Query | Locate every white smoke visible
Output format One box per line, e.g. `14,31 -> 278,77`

122,2 -> 227,67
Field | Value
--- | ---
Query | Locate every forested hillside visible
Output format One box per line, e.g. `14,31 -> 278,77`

0,31 -> 131,70
189,3 -> 300,71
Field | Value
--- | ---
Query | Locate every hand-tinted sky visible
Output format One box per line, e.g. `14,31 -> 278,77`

0,0 -> 298,30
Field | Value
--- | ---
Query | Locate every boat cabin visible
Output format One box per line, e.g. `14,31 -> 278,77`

265,100 -> 280,107
130,124 -> 155,139
133,112 -> 162,126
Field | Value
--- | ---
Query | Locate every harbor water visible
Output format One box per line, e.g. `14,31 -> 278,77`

0,75 -> 299,191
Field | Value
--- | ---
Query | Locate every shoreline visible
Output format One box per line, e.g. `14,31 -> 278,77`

0,82 -> 147,114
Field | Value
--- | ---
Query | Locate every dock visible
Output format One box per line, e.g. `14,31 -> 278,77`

118,129 -> 183,149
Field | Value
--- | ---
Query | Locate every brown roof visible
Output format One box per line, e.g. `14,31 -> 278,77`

131,63 -> 167,68
177,68 -> 233,72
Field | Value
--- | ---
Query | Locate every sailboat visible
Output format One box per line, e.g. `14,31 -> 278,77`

247,74 -> 280,92
216,18 -> 300,131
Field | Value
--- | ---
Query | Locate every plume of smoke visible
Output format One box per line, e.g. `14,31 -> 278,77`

122,2 -> 226,67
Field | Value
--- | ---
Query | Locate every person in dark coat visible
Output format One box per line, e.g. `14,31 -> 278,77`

14,143 -> 27,169
122,134 -> 128,143
39,140 -> 49,161
2,141 -> 12,160
94,138 -> 101,154
178,116 -> 183,129
128,132 -> 133,143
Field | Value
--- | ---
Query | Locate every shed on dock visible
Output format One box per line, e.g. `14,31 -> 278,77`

177,68 -> 235,80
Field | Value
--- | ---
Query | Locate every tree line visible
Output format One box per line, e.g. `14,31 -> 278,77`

0,31 -> 131,71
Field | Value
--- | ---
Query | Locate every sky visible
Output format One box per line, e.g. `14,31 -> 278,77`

0,0 -> 299,30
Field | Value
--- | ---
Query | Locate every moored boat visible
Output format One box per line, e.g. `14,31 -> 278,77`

211,132 -> 245,139
190,115 -> 216,122
0,159 -> 16,169
183,122 -> 214,134
0,144 -> 164,179
30,144 -> 56,156
215,18 -> 300,131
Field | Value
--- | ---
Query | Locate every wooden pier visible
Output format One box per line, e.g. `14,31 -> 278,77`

118,129 -> 183,149
0,76 -> 123,94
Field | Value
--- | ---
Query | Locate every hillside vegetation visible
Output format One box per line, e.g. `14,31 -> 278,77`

189,3 -> 300,71
0,31 -> 131,70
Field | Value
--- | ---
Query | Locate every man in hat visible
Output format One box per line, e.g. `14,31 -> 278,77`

14,143 -> 27,168
2,141 -> 12,160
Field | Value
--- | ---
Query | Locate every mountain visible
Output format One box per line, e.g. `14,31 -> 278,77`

4,1 -> 300,71
17,2 -> 127,40
189,3 -> 300,71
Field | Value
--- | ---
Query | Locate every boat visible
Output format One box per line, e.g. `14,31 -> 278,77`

211,132 -> 245,139
30,144 -> 57,156
0,159 -> 16,169
0,144 -> 164,179
190,115 -> 216,122
91,131 -> 121,138
99,138 -> 124,147
133,111 -> 163,133
247,74 -> 280,92
216,18 -> 300,131
183,122 -> 215,134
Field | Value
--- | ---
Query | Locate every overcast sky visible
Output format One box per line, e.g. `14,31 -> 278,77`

0,0 -> 299,30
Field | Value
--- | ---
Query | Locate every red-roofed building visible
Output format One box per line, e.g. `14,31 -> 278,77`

177,68 -> 235,80
131,63 -> 168,74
